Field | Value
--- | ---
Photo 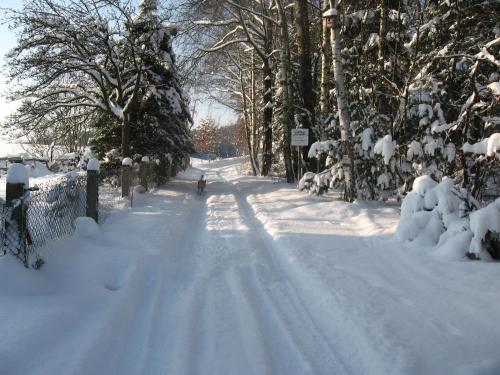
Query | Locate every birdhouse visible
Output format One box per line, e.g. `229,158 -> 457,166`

322,8 -> 338,29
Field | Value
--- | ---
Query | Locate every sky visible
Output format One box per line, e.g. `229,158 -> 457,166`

0,0 -> 22,125
0,0 -> 236,133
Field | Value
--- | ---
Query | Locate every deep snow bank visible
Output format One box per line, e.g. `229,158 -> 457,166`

396,175 -> 500,260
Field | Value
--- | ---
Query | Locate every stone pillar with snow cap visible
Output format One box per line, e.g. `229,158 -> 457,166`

121,157 -> 133,198
6,163 -> 30,267
86,158 -> 100,222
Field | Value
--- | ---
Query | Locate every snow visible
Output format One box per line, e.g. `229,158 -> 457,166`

486,133 -> 500,157
444,142 -> 456,162
406,140 -> 423,161
74,217 -> 100,238
418,103 -> 433,119
1,159 -> 500,375
141,156 -> 150,163
307,140 -> 338,158
24,161 -> 52,178
164,87 -> 182,114
298,171 -> 315,190
397,174 -> 499,260
109,101 -> 124,119
361,127 -> 373,151
469,198 -> 500,255
463,133 -> 500,157
86,158 -> 100,172
6,163 -> 29,187
0,142 -> 35,159
122,157 -> 133,166
322,8 -> 337,17
377,173 -> 389,189
423,135 -> 443,156
374,134 -> 396,165
364,33 -> 380,50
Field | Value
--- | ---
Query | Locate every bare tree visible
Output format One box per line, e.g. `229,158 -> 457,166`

4,0 -> 177,160
187,0 -> 278,176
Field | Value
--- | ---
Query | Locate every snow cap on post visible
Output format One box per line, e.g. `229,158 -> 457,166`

87,158 -> 100,172
141,156 -> 150,163
122,157 -> 133,167
7,163 -> 29,188
322,8 -> 337,28
322,8 -> 338,17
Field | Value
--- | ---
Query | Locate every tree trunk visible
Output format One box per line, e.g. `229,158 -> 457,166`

276,0 -> 294,182
122,114 -> 131,158
239,52 -> 258,176
121,114 -> 131,197
261,59 -> 273,176
319,0 -> 331,142
295,0 -> 315,170
250,52 -> 260,174
378,0 -> 387,73
329,1 -> 356,201
260,16 -> 274,177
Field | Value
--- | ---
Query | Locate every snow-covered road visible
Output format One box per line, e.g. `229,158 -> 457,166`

1,158 -> 499,375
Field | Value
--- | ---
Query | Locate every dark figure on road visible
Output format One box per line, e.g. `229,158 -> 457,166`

197,175 -> 207,195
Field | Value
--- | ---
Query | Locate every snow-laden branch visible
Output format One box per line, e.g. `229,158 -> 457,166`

193,19 -> 240,26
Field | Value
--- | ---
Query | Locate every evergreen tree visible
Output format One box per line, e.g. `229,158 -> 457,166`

92,0 -> 193,170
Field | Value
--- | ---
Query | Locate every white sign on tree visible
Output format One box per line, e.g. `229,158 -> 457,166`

291,129 -> 309,146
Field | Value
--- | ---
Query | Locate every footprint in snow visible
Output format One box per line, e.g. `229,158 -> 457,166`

105,263 -> 137,291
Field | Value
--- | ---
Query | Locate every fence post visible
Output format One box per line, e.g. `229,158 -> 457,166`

6,163 -> 29,267
121,158 -> 133,197
86,158 -> 100,222
139,156 -> 149,191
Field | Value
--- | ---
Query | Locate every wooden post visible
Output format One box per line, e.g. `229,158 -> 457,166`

6,182 -> 24,207
86,170 -> 99,222
297,147 -> 301,182
139,162 -> 148,191
121,157 -> 133,198
6,175 -> 28,267
121,165 -> 131,198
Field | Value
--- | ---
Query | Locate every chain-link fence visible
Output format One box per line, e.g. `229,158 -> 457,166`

27,174 -> 87,250
1,173 -> 88,268
1,205 -> 15,258
1,155 -> 190,269
101,156 -> 188,206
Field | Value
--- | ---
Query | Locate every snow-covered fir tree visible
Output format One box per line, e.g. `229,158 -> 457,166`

92,0 -> 193,170
129,0 -> 193,166
300,0 -> 499,201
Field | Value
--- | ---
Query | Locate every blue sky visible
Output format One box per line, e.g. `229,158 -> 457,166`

0,0 -> 235,129
0,0 -> 23,123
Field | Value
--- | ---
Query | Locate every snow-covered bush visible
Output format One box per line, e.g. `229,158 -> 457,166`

396,175 -> 500,260
298,171 -> 332,196
469,200 -> 500,259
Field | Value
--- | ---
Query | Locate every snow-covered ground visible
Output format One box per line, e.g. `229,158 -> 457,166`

1,158 -> 499,375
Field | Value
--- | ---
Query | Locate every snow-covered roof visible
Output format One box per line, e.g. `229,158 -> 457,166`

0,142 -> 40,160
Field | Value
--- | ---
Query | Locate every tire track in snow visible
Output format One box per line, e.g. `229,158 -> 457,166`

126,166 -> 376,374
227,264 -> 328,375
205,170 -> 353,374
215,169 -> 404,375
